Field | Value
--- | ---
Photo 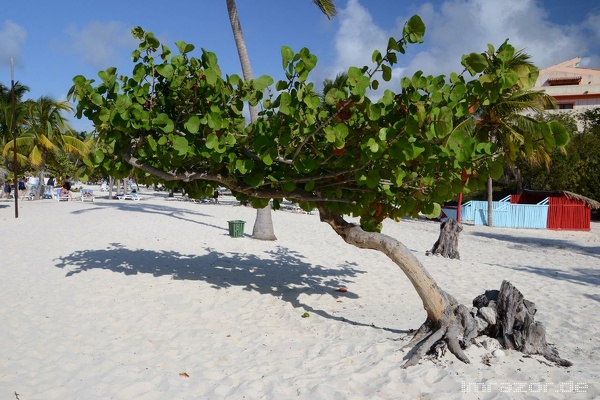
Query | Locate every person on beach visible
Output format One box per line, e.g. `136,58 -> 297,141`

213,188 -> 221,203
46,176 -> 55,188
18,178 -> 26,198
2,181 -> 11,198
60,176 -> 73,200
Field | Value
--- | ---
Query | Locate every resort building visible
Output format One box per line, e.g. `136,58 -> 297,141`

533,57 -> 600,111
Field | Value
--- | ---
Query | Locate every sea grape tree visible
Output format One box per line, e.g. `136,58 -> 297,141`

68,17 -> 570,366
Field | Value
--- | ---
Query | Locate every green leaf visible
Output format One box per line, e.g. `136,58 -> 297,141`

154,113 -> 174,133
172,136 -> 189,156
387,37 -> 401,52
261,152 -> 274,166
252,75 -> 274,91
207,112 -> 223,129
204,68 -> 218,85
366,169 -> 381,188
367,138 -> 379,153
175,40 -> 195,54
185,115 -> 201,134
347,66 -> 370,96
201,49 -> 218,67
431,106 -> 453,137
489,160 -> 504,179
235,159 -> 254,174
421,202 -> 441,219
156,64 -> 173,79
372,49 -> 383,63
461,53 -> 488,74
205,133 -> 218,149
279,92 -> 292,115
404,15 -> 426,43
281,46 -> 294,69
394,168 -> 407,186
382,64 -> 392,82
547,121 -> 570,147
243,174 -> 263,188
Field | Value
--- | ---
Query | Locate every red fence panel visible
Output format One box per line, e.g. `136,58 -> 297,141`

548,197 -> 591,230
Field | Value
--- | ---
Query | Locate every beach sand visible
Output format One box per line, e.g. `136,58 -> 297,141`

0,188 -> 598,399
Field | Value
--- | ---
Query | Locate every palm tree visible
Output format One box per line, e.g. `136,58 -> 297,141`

474,49 -> 559,226
0,82 -> 30,149
226,0 -> 337,240
3,96 -> 90,198
320,72 -> 349,100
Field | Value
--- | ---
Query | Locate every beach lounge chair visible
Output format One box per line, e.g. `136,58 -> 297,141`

120,190 -> 140,201
81,188 -> 95,202
122,193 -> 139,201
54,188 -> 71,202
42,185 -> 54,199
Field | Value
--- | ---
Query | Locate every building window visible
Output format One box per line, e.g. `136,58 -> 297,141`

557,103 -> 574,110
547,76 -> 581,86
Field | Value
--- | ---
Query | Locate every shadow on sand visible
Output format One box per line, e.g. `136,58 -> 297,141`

469,230 -> 600,256
70,200 -> 230,233
54,243 -> 410,335
470,232 -> 600,286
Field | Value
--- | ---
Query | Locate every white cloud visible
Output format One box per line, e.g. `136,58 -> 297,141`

327,0 -> 600,92
65,21 -> 136,68
331,0 -> 388,72
0,20 -> 27,70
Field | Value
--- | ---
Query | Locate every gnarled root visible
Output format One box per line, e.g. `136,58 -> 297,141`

402,303 -> 478,368
402,280 -> 572,368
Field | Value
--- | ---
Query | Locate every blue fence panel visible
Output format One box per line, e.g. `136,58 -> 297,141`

459,200 -> 549,228
509,204 -> 548,228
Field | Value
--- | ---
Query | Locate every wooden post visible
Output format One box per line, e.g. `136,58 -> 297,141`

11,57 -> 18,219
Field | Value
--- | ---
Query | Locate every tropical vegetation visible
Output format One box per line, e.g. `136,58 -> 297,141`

66,18 -> 574,366
0,82 -> 90,195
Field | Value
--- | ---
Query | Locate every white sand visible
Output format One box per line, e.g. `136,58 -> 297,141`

0,187 -> 598,400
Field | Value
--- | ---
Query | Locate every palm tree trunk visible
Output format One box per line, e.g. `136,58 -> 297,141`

226,0 -> 275,240
486,175 -> 493,227
226,0 -> 259,123
251,205 -> 277,241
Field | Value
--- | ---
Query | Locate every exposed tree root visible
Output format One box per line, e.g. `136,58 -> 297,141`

403,325 -> 447,368
402,280 -> 572,368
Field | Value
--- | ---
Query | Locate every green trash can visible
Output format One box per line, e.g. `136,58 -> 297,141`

228,220 -> 246,238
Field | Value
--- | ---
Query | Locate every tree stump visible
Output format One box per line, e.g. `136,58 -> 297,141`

471,280 -> 572,366
427,218 -> 462,259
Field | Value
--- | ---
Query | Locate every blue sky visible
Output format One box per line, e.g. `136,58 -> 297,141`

1,0 -> 599,132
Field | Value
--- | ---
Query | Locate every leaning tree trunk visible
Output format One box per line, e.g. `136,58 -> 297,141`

428,219 -> 462,259
317,207 -> 571,368
486,175 -> 493,227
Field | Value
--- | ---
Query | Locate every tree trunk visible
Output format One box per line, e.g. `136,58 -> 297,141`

427,219 -> 462,259
251,204 -> 277,241
486,175 -> 493,227
472,281 -> 572,366
226,0 -> 259,123
317,206 -> 570,368
514,166 -> 523,193
227,0 -> 276,239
